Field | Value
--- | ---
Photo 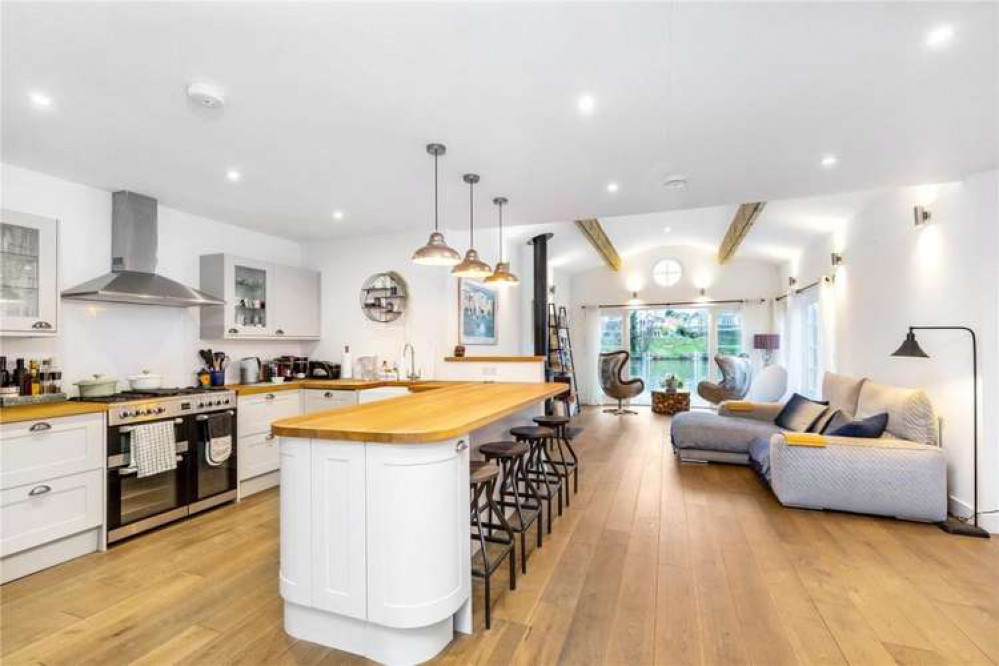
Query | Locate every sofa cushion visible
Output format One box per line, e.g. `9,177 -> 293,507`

775,393 -> 829,432
827,412 -> 889,439
822,372 -> 867,418
819,409 -> 851,434
671,410 -> 784,455
856,381 -> 938,446
748,436 -> 772,485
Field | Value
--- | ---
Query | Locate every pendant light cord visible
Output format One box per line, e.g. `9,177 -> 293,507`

468,179 -> 475,246
433,152 -> 439,232
498,201 -> 504,262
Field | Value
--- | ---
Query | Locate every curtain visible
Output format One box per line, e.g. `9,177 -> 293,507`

740,298 -> 772,375
578,306 -> 604,405
818,277 -> 837,374
773,296 -> 788,369
784,292 -> 805,396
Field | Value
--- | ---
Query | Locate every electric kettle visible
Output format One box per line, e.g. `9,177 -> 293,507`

239,357 -> 263,385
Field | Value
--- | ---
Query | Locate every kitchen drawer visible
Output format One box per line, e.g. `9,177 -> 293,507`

303,389 -> 358,414
0,413 -> 104,491
357,387 -> 409,404
238,431 -> 279,481
238,390 -> 301,436
1,468 -> 103,557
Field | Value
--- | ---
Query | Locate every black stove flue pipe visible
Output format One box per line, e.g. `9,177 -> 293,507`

529,233 -> 554,384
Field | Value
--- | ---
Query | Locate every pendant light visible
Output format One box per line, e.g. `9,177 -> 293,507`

484,196 -> 519,287
412,143 -> 461,266
451,173 -> 493,278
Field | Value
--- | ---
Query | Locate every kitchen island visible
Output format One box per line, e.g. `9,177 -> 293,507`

270,382 -> 567,664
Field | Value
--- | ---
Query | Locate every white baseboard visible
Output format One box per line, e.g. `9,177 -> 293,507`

0,528 -> 101,583
948,494 -> 997,534
239,470 -> 280,499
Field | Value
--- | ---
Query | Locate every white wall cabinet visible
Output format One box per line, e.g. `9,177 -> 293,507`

200,254 -> 320,340
1,209 -> 58,336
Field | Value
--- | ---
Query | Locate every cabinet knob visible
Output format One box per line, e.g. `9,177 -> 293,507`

228,328 -> 238,334
29,422 -> 52,432
455,440 -> 468,452
265,393 -> 276,400
29,484 -> 52,496
323,391 -> 333,398
276,329 -> 285,335
31,321 -> 52,329
264,433 -> 276,441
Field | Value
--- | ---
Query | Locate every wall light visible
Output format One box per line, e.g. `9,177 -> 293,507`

830,252 -> 844,267
914,205 -> 933,228
696,288 -> 710,303
788,276 -> 798,289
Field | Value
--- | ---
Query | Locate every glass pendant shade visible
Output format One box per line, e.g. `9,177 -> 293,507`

412,143 -> 460,267
412,231 -> 461,265
484,196 -> 519,286
452,173 -> 492,278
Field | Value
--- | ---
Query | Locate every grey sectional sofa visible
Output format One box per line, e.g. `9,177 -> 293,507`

670,372 -> 947,523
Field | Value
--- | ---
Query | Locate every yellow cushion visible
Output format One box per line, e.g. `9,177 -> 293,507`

784,432 -> 828,447
724,401 -> 754,412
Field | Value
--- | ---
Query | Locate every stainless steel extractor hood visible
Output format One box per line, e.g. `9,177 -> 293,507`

62,191 -> 224,307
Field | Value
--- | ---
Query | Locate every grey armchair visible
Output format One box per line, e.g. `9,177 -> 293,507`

697,355 -> 753,406
599,350 -> 645,415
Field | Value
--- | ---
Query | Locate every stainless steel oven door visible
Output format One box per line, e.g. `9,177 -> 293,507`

190,409 -> 238,514
106,418 -> 192,544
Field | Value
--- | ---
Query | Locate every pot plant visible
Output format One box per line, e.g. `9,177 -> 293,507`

660,374 -> 683,393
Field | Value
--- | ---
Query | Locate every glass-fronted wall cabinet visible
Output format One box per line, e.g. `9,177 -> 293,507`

0,210 -> 58,336
199,254 -> 320,340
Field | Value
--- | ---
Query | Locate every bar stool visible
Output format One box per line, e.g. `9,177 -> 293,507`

479,441 -> 542,574
470,461 -> 515,630
533,415 -> 579,500
510,426 -> 561,534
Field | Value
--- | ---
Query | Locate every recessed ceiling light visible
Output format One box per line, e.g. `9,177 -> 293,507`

663,226 -> 672,233
28,91 -> 53,108
663,175 -> 688,190
821,155 -> 838,169
226,170 -> 241,182
606,182 -> 619,193
577,94 -> 596,116
925,24 -> 955,49
332,210 -> 345,220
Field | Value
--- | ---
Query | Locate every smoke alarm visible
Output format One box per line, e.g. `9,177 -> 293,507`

663,175 -> 688,191
186,82 -> 226,108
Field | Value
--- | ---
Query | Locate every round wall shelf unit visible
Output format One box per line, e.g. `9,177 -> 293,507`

360,271 -> 408,323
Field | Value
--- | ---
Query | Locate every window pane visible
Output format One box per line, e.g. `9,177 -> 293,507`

600,315 -> 624,352
717,311 -> 743,356
628,308 -> 709,405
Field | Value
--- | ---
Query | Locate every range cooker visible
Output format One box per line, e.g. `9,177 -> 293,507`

79,387 -> 238,544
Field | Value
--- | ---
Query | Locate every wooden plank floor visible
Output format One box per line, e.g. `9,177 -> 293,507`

2,407 -> 997,665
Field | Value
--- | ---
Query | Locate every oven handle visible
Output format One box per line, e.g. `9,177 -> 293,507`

120,417 -> 185,434
117,454 -> 184,476
195,410 -> 236,421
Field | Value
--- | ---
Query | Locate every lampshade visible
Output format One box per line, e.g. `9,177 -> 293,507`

753,334 -> 781,351
412,231 -> 461,265
411,143 -> 461,267
452,248 -> 493,278
891,331 -> 930,358
484,196 -> 519,287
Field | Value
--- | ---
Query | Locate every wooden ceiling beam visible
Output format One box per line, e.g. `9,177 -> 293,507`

718,202 -> 766,264
574,218 -> 622,272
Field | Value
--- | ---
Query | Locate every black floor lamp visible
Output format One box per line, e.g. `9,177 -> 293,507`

892,326 -> 990,538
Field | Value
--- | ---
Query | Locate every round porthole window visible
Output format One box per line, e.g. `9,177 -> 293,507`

652,258 -> 683,287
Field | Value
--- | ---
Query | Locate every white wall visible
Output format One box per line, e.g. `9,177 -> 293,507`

784,170 -> 999,532
0,163 -> 309,390
303,226 -> 525,377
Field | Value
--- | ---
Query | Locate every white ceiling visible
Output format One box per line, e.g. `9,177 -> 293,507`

2,2 -> 996,242
516,187 -> 880,274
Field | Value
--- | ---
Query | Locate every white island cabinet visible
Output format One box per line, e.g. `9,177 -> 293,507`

271,382 -> 566,665
279,436 -> 470,664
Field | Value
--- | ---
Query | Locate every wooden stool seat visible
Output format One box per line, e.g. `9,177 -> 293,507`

509,425 -> 555,440
470,462 -> 500,485
533,415 -> 570,428
479,441 -> 529,458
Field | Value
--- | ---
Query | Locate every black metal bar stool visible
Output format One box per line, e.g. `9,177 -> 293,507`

533,415 -> 580,500
510,426 -> 561,534
470,461 -> 515,630
478,441 -> 542,574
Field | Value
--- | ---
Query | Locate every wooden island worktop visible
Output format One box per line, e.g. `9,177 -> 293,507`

271,381 -> 566,443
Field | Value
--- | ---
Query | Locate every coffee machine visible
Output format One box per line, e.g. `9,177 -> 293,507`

308,361 -> 340,379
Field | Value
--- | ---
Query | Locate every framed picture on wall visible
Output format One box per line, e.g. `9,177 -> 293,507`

459,279 -> 498,345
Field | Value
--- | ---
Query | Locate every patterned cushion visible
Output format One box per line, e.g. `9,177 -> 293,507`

856,381 -> 938,446
775,393 -> 829,432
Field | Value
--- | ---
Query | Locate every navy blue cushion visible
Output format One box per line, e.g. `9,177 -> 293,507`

828,412 -> 889,439
748,436 -> 772,486
774,393 -> 829,432
819,409 -> 851,434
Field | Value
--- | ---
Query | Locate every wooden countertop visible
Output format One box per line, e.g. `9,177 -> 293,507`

443,355 -> 545,363
226,379 -> 468,396
0,401 -> 108,424
271,382 -> 567,443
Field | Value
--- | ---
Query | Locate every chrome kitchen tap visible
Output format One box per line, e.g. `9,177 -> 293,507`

402,343 -> 420,380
